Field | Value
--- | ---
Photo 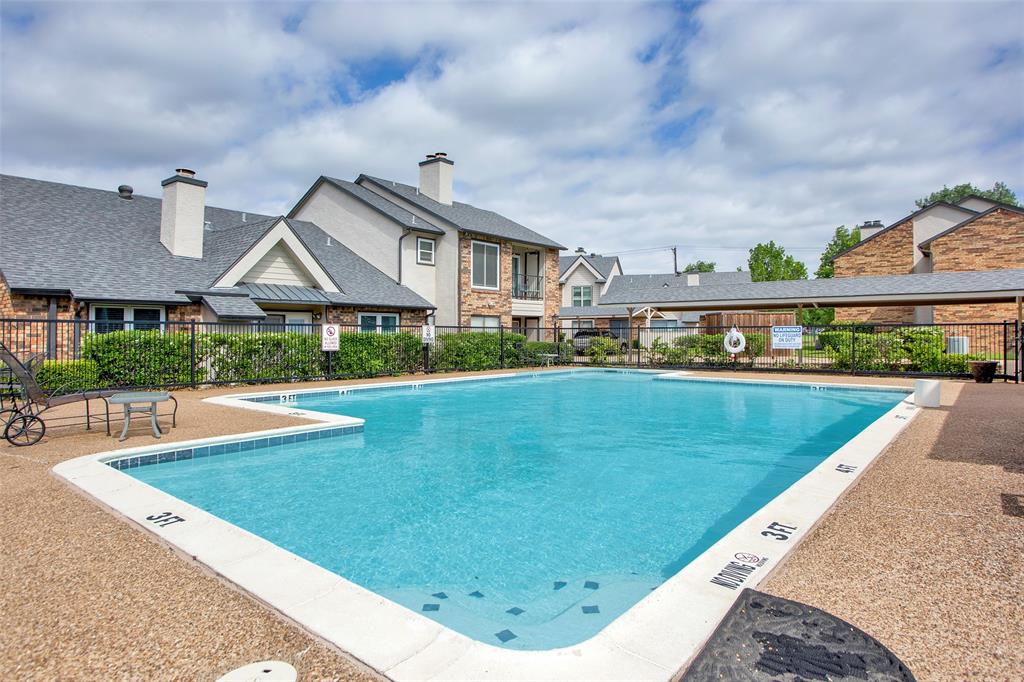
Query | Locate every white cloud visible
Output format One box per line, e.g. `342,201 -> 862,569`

2,0 -> 1022,274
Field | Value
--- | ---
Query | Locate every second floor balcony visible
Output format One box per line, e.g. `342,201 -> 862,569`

512,273 -> 543,300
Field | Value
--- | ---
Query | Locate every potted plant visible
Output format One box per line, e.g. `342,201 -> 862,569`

968,360 -> 999,383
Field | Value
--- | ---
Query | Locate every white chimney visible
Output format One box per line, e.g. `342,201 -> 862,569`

418,152 -> 453,205
160,168 -> 207,258
858,219 -> 884,241
686,273 -> 700,286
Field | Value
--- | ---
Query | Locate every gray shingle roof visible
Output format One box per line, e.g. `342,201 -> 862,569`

559,305 -> 631,317
358,175 -> 565,249
559,254 -> 620,280
601,269 -> 1024,309
0,174 -> 434,310
202,294 -> 267,319
319,177 -> 444,235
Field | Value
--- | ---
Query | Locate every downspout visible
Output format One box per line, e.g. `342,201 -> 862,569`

397,229 -> 412,284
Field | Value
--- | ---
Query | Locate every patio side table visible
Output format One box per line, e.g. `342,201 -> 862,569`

106,392 -> 177,442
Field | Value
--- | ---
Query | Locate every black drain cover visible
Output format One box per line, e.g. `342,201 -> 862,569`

681,589 -> 915,681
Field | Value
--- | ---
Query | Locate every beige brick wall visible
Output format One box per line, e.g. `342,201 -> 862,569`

543,248 -> 561,327
832,220 -> 917,323
167,304 -> 203,322
929,208 -> 1024,272
833,220 -> 915,278
458,234 -> 513,326
834,306 -> 916,324
325,306 -> 427,328
457,236 -> 561,328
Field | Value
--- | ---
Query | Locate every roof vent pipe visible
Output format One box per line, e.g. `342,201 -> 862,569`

117,185 -> 133,200
575,247 -> 586,254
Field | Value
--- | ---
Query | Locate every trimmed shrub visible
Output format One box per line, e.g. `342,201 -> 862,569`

34,359 -> 102,394
587,337 -> 619,363
665,332 -> 765,365
431,331 -> 526,371
82,330 -> 195,387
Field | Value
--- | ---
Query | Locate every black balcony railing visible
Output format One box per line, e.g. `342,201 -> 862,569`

512,273 -> 543,300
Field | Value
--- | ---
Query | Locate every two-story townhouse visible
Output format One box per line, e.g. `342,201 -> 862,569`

289,154 -> 565,332
0,171 -> 434,351
558,251 -> 755,337
833,195 -> 1024,324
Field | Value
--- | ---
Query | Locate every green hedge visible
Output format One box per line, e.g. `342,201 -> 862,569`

820,326 -> 978,373
82,330 -> 195,387
431,331 -> 527,371
665,332 -> 766,365
34,359 -> 101,394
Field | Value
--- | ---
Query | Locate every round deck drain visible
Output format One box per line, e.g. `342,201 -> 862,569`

216,660 -> 297,682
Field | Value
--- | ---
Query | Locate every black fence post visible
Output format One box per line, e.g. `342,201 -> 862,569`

189,321 -> 197,388
1003,320 -> 1008,383
499,325 -> 505,368
850,323 -> 857,376
422,342 -> 430,373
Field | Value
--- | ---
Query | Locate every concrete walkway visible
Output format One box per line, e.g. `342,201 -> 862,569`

1,371 -> 1020,680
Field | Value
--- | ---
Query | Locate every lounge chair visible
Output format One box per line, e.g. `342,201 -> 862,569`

0,341 -> 118,446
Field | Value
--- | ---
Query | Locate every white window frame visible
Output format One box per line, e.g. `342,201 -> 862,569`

416,237 -> 436,266
572,285 -> 593,307
470,239 -> 500,291
358,312 -> 401,333
571,319 -> 595,330
89,304 -> 166,332
470,315 -> 501,331
650,318 -> 680,329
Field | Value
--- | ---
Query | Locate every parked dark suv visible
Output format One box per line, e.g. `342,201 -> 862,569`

572,328 -> 628,353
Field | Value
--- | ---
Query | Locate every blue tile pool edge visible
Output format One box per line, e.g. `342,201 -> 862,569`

102,424 -> 364,472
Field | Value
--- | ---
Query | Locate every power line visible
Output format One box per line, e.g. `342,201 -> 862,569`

601,243 -> 824,256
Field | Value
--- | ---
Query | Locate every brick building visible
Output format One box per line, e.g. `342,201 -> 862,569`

289,154 -> 565,332
832,196 -> 1024,324
0,171 -> 435,356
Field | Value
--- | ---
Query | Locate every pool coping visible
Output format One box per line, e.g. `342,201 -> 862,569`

52,369 -> 920,681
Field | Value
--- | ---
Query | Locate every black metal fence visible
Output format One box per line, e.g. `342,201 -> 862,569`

1,318 -> 1020,396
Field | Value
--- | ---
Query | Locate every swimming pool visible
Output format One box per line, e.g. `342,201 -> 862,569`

119,371 -> 904,651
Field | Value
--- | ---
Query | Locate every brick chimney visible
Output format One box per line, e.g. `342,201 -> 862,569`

418,152 -> 453,205
160,168 -> 207,258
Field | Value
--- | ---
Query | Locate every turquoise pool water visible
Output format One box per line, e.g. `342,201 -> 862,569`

127,371 -> 904,649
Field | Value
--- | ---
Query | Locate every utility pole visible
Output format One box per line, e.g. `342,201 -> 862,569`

672,246 -> 678,275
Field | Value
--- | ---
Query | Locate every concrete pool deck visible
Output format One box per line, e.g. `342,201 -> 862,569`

2,370 -> 1021,680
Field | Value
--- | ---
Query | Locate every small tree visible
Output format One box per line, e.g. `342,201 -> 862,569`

815,225 -> 861,279
747,241 -> 808,282
683,260 -> 717,273
916,181 -> 1019,208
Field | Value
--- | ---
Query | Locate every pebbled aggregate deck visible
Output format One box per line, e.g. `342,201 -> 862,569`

2,369 -> 1021,681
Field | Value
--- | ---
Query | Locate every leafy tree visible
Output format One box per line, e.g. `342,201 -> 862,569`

683,260 -> 717,272
915,181 -> 1019,208
747,241 -> 808,282
815,225 -> 861,279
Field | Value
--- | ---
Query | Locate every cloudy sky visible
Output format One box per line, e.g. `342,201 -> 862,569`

2,1 -> 1022,274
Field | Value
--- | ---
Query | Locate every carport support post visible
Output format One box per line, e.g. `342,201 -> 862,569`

189,321 -> 197,388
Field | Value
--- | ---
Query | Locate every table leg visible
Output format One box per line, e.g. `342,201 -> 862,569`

150,402 -> 162,438
118,407 -> 131,442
